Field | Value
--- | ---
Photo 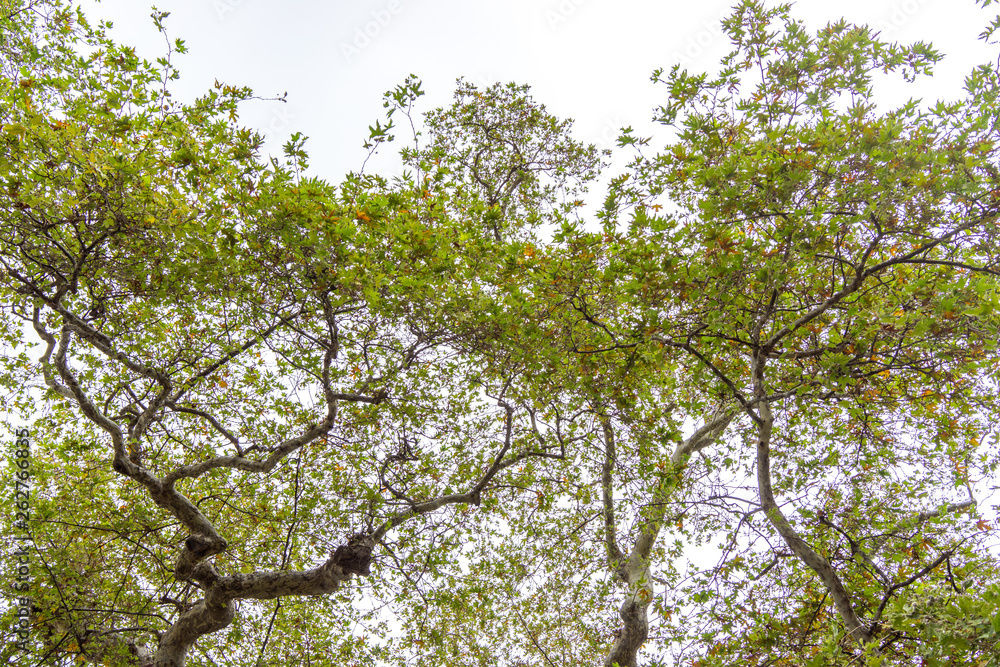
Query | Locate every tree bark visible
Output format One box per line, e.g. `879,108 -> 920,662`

604,589 -> 651,667
153,553 -> 361,667
752,355 -> 872,644
603,409 -> 733,667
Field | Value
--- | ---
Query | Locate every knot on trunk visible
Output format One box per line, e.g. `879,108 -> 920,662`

175,533 -> 228,580
332,535 -> 374,576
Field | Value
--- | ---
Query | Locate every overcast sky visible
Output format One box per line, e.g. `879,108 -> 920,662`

82,0 -> 998,185
15,0 -> 995,642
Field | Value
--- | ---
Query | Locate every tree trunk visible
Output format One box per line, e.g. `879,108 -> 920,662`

604,591 -> 651,667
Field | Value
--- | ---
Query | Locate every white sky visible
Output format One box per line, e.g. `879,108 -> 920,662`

7,1 -> 996,658
80,0 -> 1000,535
83,0 -> 998,185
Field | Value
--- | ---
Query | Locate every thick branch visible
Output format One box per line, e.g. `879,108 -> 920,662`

603,408 -> 733,667
155,545 -> 364,667
617,408 -> 734,584
753,354 -> 871,643
599,413 -> 624,567
56,305 -> 169,384
162,419 -> 334,484
32,308 -> 74,399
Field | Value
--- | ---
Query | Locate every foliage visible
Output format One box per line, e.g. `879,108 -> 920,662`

0,1 -> 998,667
585,1 -> 1000,664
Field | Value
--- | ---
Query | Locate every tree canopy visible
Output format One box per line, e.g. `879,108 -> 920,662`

1,1 -> 999,666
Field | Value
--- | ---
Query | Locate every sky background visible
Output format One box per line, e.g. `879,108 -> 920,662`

81,0 -> 999,189
78,0 -> 1000,544
5,0 -> 995,654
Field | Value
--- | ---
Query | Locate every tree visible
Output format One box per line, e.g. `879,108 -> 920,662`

570,1 -> 1000,664
2,1 -> 999,666
0,3 -> 602,666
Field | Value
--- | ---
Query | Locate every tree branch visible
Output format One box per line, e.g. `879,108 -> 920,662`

752,352 -> 871,644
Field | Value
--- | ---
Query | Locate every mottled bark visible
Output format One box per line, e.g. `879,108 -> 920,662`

154,554 -> 362,667
603,409 -> 734,667
28,274 -> 576,666
605,592 -> 650,667
600,414 -> 625,566
32,312 -> 364,666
